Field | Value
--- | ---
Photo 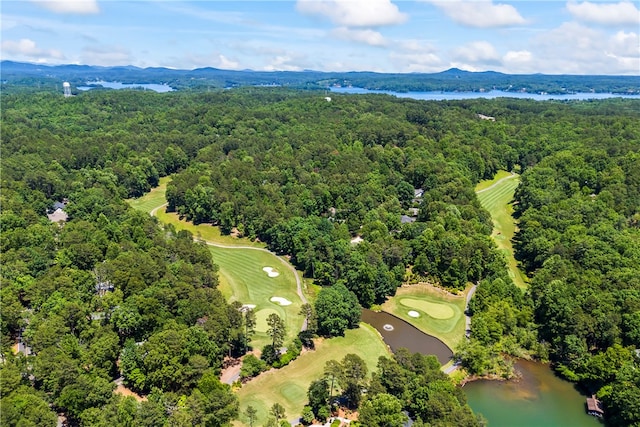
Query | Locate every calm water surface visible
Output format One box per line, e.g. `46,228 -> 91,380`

361,309 -> 453,365
77,81 -> 174,92
330,86 -> 638,101
464,359 -> 602,427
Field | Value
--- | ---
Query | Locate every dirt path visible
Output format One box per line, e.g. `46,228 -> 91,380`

148,203 -> 308,329
475,172 -> 517,194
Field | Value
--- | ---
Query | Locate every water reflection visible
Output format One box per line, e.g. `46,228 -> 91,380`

361,309 -> 453,365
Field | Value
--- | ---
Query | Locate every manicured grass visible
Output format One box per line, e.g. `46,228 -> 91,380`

208,245 -> 305,349
234,324 -> 390,427
126,180 -> 305,348
156,209 -> 266,248
400,298 -> 455,319
381,284 -> 466,351
127,178 -> 265,248
475,172 -> 528,289
254,308 -> 279,333
126,176 -> 170,213
474,170 -> 513,192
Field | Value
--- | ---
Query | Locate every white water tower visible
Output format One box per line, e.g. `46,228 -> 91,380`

63,82 -> 71,97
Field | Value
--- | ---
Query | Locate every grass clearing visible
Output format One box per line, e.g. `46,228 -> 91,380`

234,324 -> 390,427
475,171 -> 528,289
381,284 -> 466,351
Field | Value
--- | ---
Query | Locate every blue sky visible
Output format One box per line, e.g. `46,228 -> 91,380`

1,0 -> 639,74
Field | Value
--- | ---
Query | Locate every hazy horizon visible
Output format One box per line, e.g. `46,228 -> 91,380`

1,1 -> 639,76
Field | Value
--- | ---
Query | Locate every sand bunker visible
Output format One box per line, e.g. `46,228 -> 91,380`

262,266 -> 280,277
408,310 -> 420,318
270,296 -> 292,306
241,304 -> 256,310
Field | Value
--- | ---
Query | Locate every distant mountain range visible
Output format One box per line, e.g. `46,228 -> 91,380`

1,60 -> 638,94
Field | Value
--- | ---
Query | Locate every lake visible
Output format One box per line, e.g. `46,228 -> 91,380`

362,308 -> 600,426
77,81 -> 174,93
330,86 -> 638,101
464,359 -> 602,427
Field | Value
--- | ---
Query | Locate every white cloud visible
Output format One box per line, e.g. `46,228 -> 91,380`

81,45 -> 130,66
217,54 -> 240,70
391,52 -> 444,72
262,55 -> 305,71
389,39 -> 443,72
502,50 -> 533,73
425,0 -> 526,28
532,21 -> 639,74
331,27 -> 388,46
296,0 -> 407,27
566,1 -> 640,25
1,38 -> 64,60
503,50 -> 532,63
453,41 -> 501,64
178,52 -> 242,70
30,0 -> 100,15
609,31 -> 640,57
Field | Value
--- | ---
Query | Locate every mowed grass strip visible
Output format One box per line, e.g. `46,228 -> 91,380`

127,178 -> 265,248
126,176 -> 170,213
156,209 -> 266,248
381,284 -> 466,351
234,324 -> 390,427
208,245 -> 304,349
474,170 -> 513,192
475,172 -> 528,289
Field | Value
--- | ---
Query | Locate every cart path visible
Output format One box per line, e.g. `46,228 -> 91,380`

443,283 -> 478,374
475,172 -> 518,194
148,203 -> 308,323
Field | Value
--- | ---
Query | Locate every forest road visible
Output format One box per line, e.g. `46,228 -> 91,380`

149,203 -> 308,330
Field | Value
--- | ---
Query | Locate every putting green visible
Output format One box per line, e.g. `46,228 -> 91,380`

381,284 -> 466,350
400,298 -> 455,319
254,308 -> 279,333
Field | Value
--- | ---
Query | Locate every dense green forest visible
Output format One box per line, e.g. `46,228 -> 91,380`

1,88 -> 639,426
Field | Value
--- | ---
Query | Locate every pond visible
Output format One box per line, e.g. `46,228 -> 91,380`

464,359 -> 602,427
361,309 -> 453,365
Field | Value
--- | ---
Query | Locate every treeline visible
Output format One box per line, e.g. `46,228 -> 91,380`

1,88 -> 639,425
0,93 -> 248,424
513,148 -> 640,426
298,350 -> 481,427
3,61 -> 639,94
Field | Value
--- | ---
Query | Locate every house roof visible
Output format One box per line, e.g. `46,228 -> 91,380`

47,208 -> 68,223
401,215 -> 416,224
586,396 -> 604,414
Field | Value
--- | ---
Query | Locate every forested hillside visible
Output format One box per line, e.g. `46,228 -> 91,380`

2,60 -> 639,94
1,89 -> 639,426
